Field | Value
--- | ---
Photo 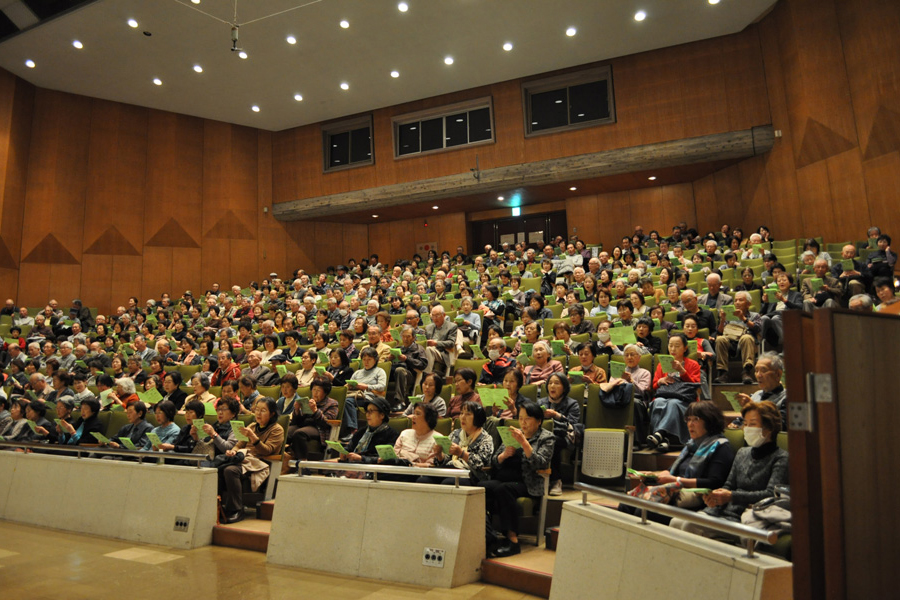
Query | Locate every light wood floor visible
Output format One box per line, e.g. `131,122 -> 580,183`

0,520 -> 542,599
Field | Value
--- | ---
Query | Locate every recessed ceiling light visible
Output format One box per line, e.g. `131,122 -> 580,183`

238,51 -> 248,59
372,214 -> 379,218
25,59 -> 35,68
432,205 -> 439,210
444,56 -> 454,65
503,42 -> 513,51
566,27 -> 576,37
709,0 -> 721,4
152,78 -> 162,85
569,186 -> 577,191
294,93 -> 303,101
286,35 -> 296,44
191,0 -> 200,4
340,82 -> 349,90
193,64 -> 203,73
398,2 -> 409,12
340,20 -> 349,28
127,19 -> 138,28
497,196 -> 505,201
72,40 -> 83,49
648,176 -> 657,181
634,10 -> 647,21
251,105 -> 260,112
390,70 -> 399,78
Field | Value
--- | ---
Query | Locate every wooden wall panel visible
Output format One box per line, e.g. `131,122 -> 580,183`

737,156 -> 773,233
342,223 -> 369,266
367,222 -> 391,269
314,222 -> 343,271
596,191 -> 634,245
566,196 -> 600,243
0,72 -> 32,299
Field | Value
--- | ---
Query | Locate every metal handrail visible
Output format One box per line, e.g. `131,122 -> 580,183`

0,441 -> 210,467
575,482 -> 779,558
297,461 -> 470,488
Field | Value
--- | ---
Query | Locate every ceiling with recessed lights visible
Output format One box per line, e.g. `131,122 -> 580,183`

0,0 -> 775,132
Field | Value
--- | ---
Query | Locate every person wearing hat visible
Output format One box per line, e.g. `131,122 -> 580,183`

337,396 -> 399,465
70,298 -> 94,329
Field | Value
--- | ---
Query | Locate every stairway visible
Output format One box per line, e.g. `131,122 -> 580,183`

211,501 -> 274,553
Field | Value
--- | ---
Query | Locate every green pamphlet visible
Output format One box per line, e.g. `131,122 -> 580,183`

841,259 -> 854,272
317,351 -> 329,364
138,387 -> 163,405
652,318 -> 661,327
315,365 -> 326,376
230,420 -> 249,441
688,339 -> 698,354
416,334 -> 427,344
765,289 -> 778,303
753,244 -> 762,254
75,360 -> 88,369
517,354 -> 531,366
479,387 -> 509,408
325,440 -> 348,455
4,337 -> 19,346
292,356 -> 304,363
691,263 -> 704,272
469,344 -> 485,359
25,419 -> 40,433
658,354 -> 679,375
146,432 -> 163,449
408,394 -> 424,405
54,418 -> 65,429
609,326 -> 637,346
578,288 -> 586,301
90,432 -> 112,444
204,402 -> 218,415
455,315 -> 465,324
496,426 -> 522,449
610,361 -> 627,379
433,434 -> 452,454
868,237 -> 878,249
111,404 -> 124,412
520,342 -> 533,357
722,305 -> 736,320
721,391 -> 742,412
27,390 -> 38,401
118,437 -> 137,450
502,290 -> 514,299
803,264 -> 814,273
551,340 -> 565,355
347,380 -> 359,388
627,468 -> 658,483
375,444 -> 398,461
390,347 -> 402,359
568,370 -> 584,382
299,397 -> 313,415
276,364 -> 287,376
682,488 -> 712,494
809,278 -> 824,293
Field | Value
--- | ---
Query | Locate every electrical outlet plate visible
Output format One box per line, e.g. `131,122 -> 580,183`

173,516 -> 190,532
422,547 -> 445,568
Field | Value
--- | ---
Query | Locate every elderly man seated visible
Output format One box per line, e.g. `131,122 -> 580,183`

678,289 -> 718,338
848,294 -> 874,312
832,244 -> 870,299
698,273 -> 733,311
801,258 -> 843,311
423,304 -> 459,377
728,352 -> 787,430
714,291 -> 761,384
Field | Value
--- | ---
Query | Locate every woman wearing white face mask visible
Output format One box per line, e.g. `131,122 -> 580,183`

670,400 -> 788,536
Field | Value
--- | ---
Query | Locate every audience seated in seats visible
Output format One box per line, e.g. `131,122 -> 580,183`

874,277 -> 900,312
106,377 -> 139,410
102,401 -> 154,450
621,401 -> 736,524
517,340 -> 564,387
185,373 -> 216,407
160,371 -> 187,411
295,349 -> 318,388
832,244 -> 870,301
448,368 -> 482,418
58,397 -> 104,446
346,347 -> 385,440
678,290 -> 718,339
714,291 -> 762,385
0,396 -> 12,436
512,320 -> 542,357
404,372 -> 448,418
143,399 -> 180,450
537,373 -> 582,497
211,350 -> 241,386
339,396 -> 400,467
219,397 -> 285,524
479,401 -> 555,559
647,333 -> 701,452
801,258 -> 843,310
384,402 -> 438,470
282,377 -> 339,474
479,336 -> 516,386
422,401 -> 494,485
682,315 -> 715,401
570,341 -> 606,388
671,400 -> 788,539
1,398 -> 30,441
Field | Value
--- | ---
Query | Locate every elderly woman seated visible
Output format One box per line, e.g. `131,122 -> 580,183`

156,399 -> 208,454
538,373 -> 582,496
403,372 -> 447,418
448,367 -> 482,418
104,400 -> 153,450
58,397 -> 104,445
219,397 -> 285,524
671,400 -> 788,538
421,401 -> 494,486
339,396 -> 400,464
24,400 -> 59,443
185,373 -> 216,406
620,401 -> 735,524
106,377 -> 140,410
383,402 -> 439,469
1,398 -> 30,441
478,401 -> 555,558
144,400 -> 181,450
345,346 -> 385,440
647,333 -> 702,452
517,340 -> 564,387
281,377 -> 339,474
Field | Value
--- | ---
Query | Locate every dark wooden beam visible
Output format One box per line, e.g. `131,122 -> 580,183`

273,125 -> 775,221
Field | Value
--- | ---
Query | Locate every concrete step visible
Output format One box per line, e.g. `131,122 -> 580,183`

212,517 -> 271,553
257,500 -> 275,521
481,548 -> 555,599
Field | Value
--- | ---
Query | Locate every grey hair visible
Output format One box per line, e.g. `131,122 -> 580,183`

623,344 -> 641,355
60,341 -> 73,350
850,294 -> 873,310
680,289 -> 697,299
800,250 -> 816,262
734,290 -> 752,303
533,340 -> 552,355
115,377 -> 136,395
706,273 -> 721,284
758,351 -> 784,373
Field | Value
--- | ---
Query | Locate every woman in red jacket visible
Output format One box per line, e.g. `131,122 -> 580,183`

647,333 -> 701,452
